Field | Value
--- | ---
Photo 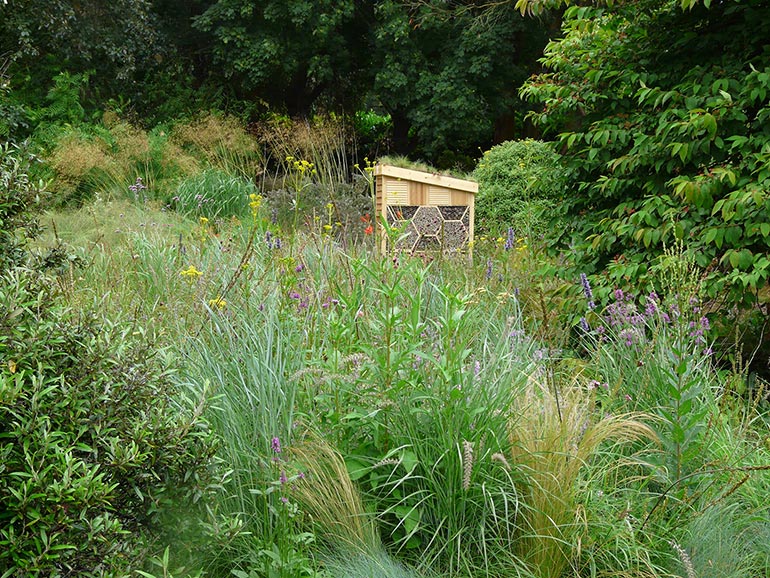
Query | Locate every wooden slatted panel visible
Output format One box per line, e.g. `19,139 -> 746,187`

428,186 -> 452,205
386,180 -> 409,204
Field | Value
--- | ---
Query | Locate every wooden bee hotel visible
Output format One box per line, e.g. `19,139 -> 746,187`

373,164 -> 477,254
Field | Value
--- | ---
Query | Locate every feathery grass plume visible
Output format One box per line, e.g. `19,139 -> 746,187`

289,435 -> 378,553
462,440 -> 474,491
670,540 -> 697,578
258,114 -> 351,191
509,376 -> 657,578
172,113 -> 262,179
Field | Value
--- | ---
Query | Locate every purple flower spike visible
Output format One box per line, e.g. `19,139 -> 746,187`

580,273 -> 596,310
504,227 -> 515,251
271,437 -> 281,454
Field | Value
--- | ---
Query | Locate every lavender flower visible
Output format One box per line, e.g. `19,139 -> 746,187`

271,437 -> 281,454
485,258 -> 493,280
580,273 -> 596,310
504,227 -> 515,251
580,317 -> 591,333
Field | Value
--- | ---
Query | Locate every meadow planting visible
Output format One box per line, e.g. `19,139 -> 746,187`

1,113 -> 768,578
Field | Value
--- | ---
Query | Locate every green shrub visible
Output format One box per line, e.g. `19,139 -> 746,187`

0,141 -> 45,271
473,139 -> 568,237
0,270 -> 217,576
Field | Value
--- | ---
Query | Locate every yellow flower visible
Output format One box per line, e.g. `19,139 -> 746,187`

199,216 -> 209,225
249,193 -> 263,217
180,265 -> 203,279
208,296 -> 227,309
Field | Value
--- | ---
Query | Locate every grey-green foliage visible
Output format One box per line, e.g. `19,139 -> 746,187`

674,503 -> 763,578
172,169 -> 258,220
323,548 -> 423,578
473,139 -> 568,237
175,307 -> 314,577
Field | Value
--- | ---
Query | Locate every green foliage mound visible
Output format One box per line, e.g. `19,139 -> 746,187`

0,138 -> 216,577
473,139 -> 568,237
0,142 -> 44,270
0,271 -> 216,576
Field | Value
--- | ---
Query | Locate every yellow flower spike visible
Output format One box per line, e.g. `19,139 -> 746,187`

199,216 -> 209,226
180,265 -> 203,279
249,193 -> 263,217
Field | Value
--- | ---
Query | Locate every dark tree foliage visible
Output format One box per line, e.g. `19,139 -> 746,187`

192,0 -> 375,116
372,0 -> 550,164
0,0 -> 165,109
189,0 -> 551,163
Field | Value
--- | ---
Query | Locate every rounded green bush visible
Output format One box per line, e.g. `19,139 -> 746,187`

473,139 -> 568,237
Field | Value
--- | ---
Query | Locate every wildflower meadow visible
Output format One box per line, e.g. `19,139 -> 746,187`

3,1 -> 770,571
2,110 -> 768,578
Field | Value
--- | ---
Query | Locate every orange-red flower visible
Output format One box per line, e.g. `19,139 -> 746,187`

364,224 -> 374,235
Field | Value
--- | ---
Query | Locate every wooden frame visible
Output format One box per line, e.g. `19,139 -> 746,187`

374,164 -> 477,254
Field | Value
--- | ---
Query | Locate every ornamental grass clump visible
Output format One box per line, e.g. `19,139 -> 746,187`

289,436 -> 378,554
174,304 -> 314,576
506,377 -> 656,578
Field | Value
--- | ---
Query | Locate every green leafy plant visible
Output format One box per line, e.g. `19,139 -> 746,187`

0,270 -> 217,576
0,141 -> 45,270
520,0 -> 770,362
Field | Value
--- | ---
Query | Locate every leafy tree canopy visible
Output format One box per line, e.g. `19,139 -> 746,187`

520,0 -> 770,308
192,0 -> 373,115
373,0 -> 549,162
0,0 -> 164,105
